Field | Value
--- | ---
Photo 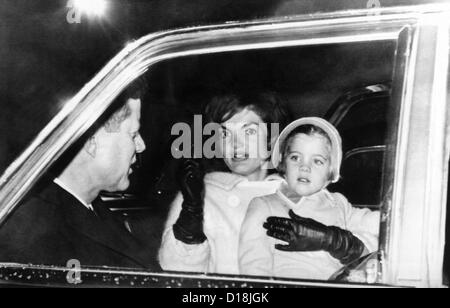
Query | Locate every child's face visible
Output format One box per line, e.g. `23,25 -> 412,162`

284,133 -> 331,197
218,108 -> 270,181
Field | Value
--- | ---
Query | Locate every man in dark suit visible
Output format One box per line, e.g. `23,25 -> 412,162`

0,80 -> 160,270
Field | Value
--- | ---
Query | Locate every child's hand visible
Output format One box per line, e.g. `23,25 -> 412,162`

263,210 -> 365,264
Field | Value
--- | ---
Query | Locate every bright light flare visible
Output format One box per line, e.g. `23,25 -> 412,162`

73,0 -> 107,17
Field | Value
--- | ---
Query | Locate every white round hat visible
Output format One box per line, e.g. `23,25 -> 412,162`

271,117 -> 342,183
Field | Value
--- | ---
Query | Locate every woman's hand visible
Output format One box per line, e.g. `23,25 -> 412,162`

173,159 -> 207,244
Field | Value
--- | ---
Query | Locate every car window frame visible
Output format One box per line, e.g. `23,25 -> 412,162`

379,7 -> 449,287
1,4 -> 449,288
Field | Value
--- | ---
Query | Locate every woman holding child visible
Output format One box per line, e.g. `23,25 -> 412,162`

158,91 -> 291,274
158,91 -> 379,281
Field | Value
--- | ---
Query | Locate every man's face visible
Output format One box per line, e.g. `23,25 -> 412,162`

284,133 -> 331,197
93,98 -> 146,192
218,108 -> 270,181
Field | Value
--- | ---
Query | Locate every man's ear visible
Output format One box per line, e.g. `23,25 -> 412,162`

84,135 -> 97,158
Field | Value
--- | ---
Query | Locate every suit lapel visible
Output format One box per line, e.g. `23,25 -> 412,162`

48,183 -> 151,268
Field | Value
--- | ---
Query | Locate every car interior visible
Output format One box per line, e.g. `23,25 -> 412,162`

4,39 -> 398,279
99,40 -> 397,265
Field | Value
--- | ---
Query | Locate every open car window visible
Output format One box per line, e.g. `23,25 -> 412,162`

327,84 -> 390,209
0,5 -> 449,288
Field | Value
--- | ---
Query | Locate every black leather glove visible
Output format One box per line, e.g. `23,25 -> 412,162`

173,159 -> 207,244
263,210 -> 365,264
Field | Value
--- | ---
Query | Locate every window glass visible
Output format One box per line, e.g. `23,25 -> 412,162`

1,0 -> 416,176
328,93 -> 389,208
0,40 -> 401,285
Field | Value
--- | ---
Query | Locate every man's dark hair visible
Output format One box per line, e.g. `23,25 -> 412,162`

204,90 -> 293,142
118,75 -> 148,102
50,76 -> 148,176
94,76 -> 148,133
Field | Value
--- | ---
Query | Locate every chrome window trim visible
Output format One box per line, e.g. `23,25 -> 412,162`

383,11 -> 450,287
344,145 -> 386,161
0,262 -> 397,288
0,8 -> 418,222
327,84 -> 391,126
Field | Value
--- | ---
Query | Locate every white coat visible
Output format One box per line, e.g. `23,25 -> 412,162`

158,171 -> 284,274
239,185 -> 380,280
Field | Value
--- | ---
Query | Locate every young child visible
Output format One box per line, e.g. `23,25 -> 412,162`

239,117 -> 380,280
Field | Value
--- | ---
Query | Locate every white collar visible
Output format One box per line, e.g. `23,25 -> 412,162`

53,178 -> 94,212
276,184 -> 335,210
205,171 -> 285,191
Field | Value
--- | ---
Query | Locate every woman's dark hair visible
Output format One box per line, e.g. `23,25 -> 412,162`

204,90 -> 293,142
201,90 -> 292,173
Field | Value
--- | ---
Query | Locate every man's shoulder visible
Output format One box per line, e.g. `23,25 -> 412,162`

2,182 -> 64,230
0,183 -> 65,256
26,182 -> 63,208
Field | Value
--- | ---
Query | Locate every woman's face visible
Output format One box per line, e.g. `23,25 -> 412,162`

218,108 -> 270,181
284,133 -> 331,197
